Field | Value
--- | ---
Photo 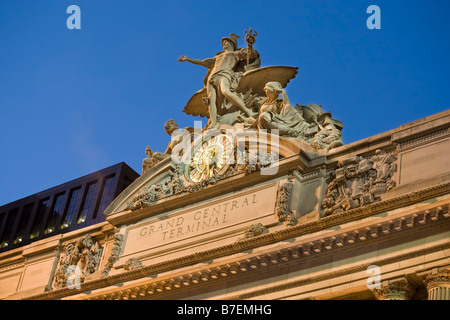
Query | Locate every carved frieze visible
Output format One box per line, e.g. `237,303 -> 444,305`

52,234 -> 102,290
321,149 -> 397,217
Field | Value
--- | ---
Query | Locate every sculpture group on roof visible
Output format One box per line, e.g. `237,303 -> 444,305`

143,29 -> 344,174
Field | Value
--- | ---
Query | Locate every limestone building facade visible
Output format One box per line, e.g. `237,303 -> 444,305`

0,109 -> 448,300
0,30 -> 448,300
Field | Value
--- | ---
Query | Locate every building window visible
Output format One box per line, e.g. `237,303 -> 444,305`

77,182 -> 97,224
0,209 -> 18,248
13,203 -> 34,244
44,193 -> 66,235
61,188 -> 81,229
95,175 -> 116,219
30,198 -> 49,239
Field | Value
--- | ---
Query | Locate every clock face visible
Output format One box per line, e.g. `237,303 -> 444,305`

187,133 -> 234,182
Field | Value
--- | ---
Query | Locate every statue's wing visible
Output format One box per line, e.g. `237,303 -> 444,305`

182,88 -> 208,117
236,66 -> 299,96
182,66 -> 299,117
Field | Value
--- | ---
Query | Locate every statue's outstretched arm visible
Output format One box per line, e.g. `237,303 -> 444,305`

178,56 -> 214,68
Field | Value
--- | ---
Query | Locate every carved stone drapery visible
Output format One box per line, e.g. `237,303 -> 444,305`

322,149 -> 397,217
52,234 -> 102,290
275,182 -> 297,226
372,279 -> 415,300
423,267 -> 450,300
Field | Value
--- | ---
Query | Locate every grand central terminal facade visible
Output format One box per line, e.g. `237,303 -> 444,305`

0,30 -> 448,301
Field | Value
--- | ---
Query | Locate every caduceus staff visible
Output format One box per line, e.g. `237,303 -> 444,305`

244,28 -> 257,66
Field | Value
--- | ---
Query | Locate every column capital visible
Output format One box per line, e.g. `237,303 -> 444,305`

372,278 -> 415,300
423,267 -> 450,291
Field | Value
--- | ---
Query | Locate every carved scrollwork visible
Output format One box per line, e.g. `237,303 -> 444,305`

321,149 -> 397,217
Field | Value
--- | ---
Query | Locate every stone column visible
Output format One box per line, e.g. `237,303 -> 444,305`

423,267 -> 450,300
372,278 -> 415,300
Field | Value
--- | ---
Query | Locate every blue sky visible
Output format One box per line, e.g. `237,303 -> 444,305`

0,0 -> 449,205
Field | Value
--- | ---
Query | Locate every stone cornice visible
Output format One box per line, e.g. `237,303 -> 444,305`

391,110 -> 450,147
23,184 -> 450,300
326,109 -> 450,160
92,241 -> 449,300
226,245 -> 448,301
395,125 -> 450,151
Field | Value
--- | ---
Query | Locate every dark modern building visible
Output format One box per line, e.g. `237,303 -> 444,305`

0,162 -> 139,253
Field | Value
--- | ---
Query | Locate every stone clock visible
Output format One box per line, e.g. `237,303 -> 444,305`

186,133 -> 235,183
